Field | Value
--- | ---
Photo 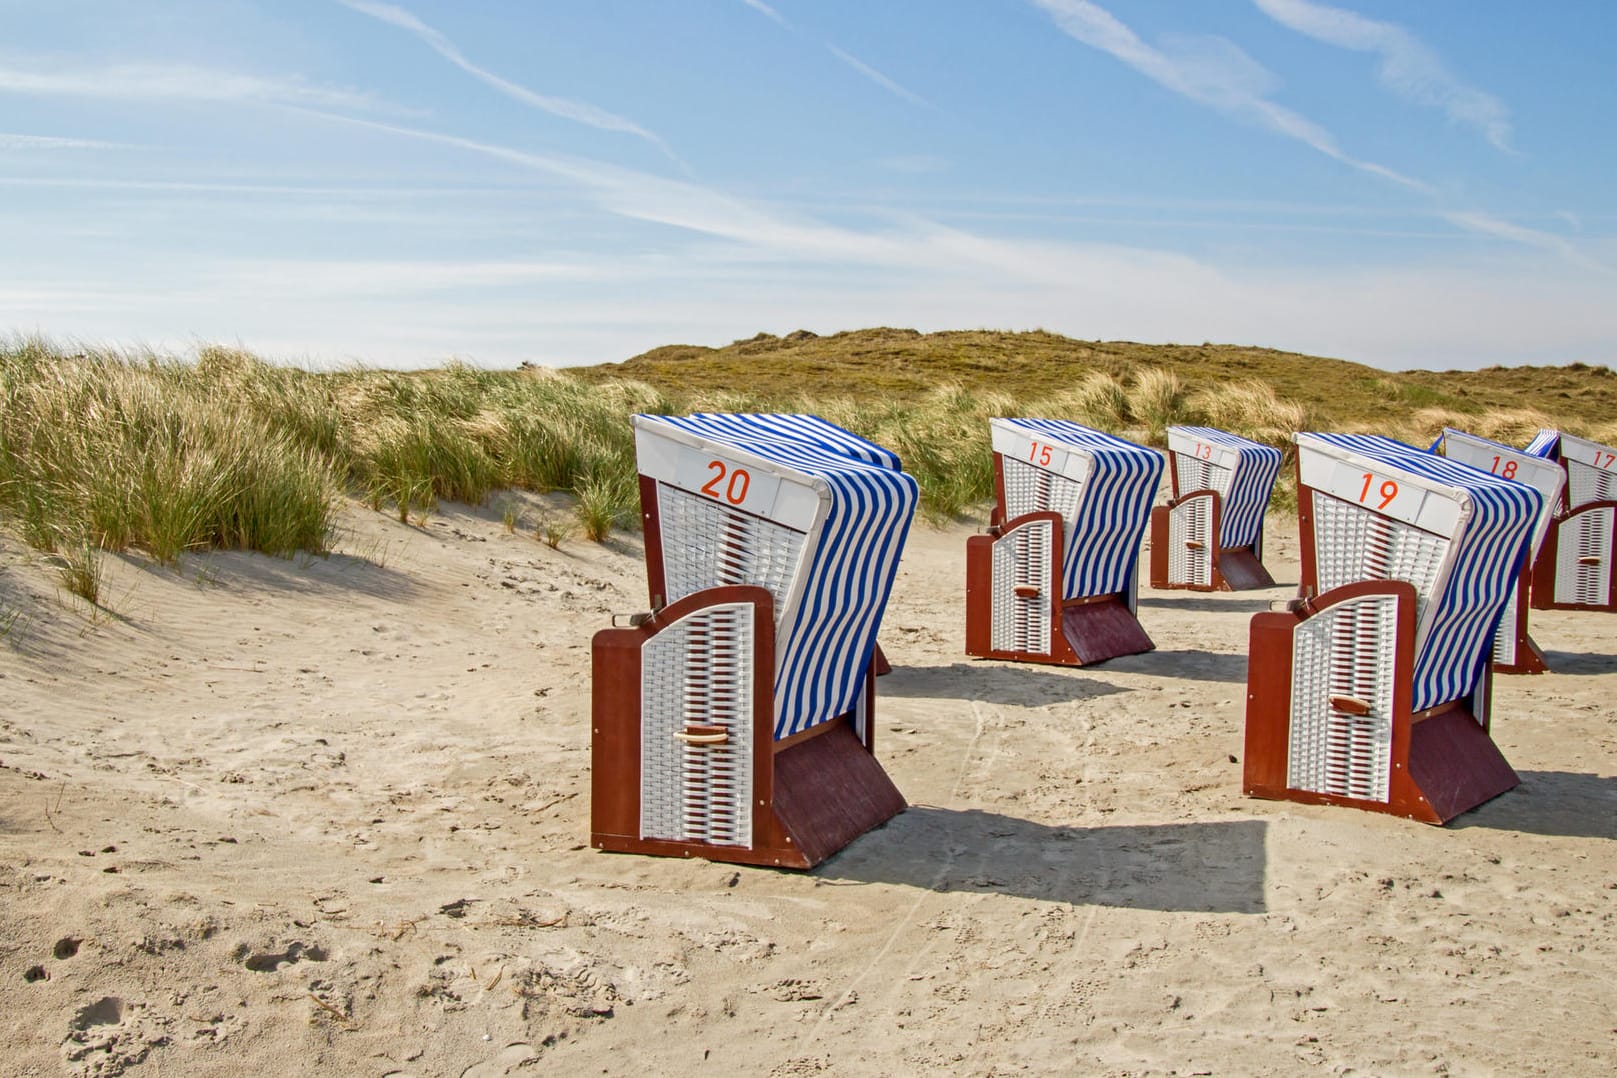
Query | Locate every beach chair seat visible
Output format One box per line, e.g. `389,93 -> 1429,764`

1524,431 -> 1617,613
1243,433 -> 1540,823
1149,426 -> 1283,591
591,414 -> 917,868
966,418 -> 1162,665
1432,428 -> 1565,673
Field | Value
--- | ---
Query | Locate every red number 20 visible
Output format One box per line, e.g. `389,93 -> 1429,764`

700,459 -> 751,505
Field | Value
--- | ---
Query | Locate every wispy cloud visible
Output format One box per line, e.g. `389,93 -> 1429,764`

1442,211 -> 1611,274
1028,0 -> 1429,192
338,0 -> 681,165
0,60 -> 383,111
0,132 -> 134,151
1252,0 -> 1513,151
739,0 -> 792,30
826,45 -> 930,107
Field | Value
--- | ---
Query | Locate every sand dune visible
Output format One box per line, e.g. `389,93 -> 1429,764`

2,499 -> 1614,1076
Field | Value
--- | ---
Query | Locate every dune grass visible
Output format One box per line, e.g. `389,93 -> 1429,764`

0,331 -> 1596,574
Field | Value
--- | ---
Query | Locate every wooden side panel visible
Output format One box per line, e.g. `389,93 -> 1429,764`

591,627 -> 647,845
773,718 -> 906,868
1148,505 -> 1170,589
1406,708 -> 1520,823
1242,611 -> 1297,798
964,533 -> 995,657
1060,597 -> 1153,664
1216,547 -> 1276,591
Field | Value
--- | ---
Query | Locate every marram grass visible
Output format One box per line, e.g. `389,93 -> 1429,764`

0,334 -> 1594,569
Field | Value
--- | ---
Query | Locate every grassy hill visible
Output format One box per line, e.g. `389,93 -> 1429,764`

572,327 -> 1617,430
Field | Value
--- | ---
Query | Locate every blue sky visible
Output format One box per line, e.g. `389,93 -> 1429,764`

2,0 -> 1613,370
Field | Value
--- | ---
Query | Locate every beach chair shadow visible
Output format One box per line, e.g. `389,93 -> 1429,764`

818,808 -> 1267,914
1450,771 -> 1617,840
1535,650 -> 1617,676
1101,648 -> 1249,683
878,662 -> 1127,706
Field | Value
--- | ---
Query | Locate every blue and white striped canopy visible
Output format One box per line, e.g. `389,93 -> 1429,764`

1524,429 -> 1559,459
638,413 -> 917,739
998,418 -> 1164,599
1301,433 -> 1540,711
1169,425 -> 1283,549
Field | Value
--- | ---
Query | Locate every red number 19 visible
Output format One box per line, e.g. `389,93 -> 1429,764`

1359,472 -> 1398,509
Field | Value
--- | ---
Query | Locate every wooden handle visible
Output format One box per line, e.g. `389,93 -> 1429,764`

674,731 -> 729,745
1578,555 -> 1602,565
1013,584 -> 1041,599
1183,541 -> 1205,550
1329,694 -> 1373,716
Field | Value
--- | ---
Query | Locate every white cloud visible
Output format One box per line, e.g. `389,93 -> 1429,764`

338,0 -> 681,164
1028,0 -> 1430,191
826,45 -> 930,107
0,60 -> 384,111
0,132 -> 134,151
739,0 -> 792,30
1253,0 -> 1513,151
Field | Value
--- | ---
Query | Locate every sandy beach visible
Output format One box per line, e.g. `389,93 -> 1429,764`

2,498 -> 1614,1076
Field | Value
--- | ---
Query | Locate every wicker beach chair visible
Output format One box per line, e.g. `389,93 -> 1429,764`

1524,430 -> 1617,613
1432,428 -> 1565,673
1149,425 -> 1284,591
591,414 -> 918,868
1243,433 -> 1540,823
965,418 -> 1163,666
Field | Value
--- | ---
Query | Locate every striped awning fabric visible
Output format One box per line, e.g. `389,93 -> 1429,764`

1524,429 -> 1559,459
635,413 -> 918,740
1298,432 -> 1540,711
1167,425 -> 1283,549
994,418 -> 1164,599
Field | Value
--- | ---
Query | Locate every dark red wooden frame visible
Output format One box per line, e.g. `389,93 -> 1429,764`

1529,499 -> 1617,612
1242,474 -> 1519,824
964,455 -> 1153,666
590,479 -> 904,869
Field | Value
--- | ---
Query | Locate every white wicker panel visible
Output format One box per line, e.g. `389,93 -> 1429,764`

1491,585 -> 1520,666
1311,492 -> 1449,629
1555,507 -> 1612,606
991,518 -> 1052,654
639,602 -> 755,848
1168,493 -> 1214,587
657,484 -> 806,624
1174,454 -> 1234,500
1566,461 -> 1617,508
1002,456 -> 1084,524
1288,593 -> 1398,802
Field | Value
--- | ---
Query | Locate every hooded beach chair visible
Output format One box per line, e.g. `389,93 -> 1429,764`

590,414 -> 918,868
1432,428 -> 1565,673
1149,425 -> 1284,591
1523,430 -> 1617,613
965,418 -> 1163,665
1243,433 -> 1540,823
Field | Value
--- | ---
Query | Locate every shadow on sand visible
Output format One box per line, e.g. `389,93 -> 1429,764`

1536,650 -> 1617,677
879,661 -> 1127,706
1099,648 -> 1249,684
1452,770 -> 1617,840
819,808 -> 1268,914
